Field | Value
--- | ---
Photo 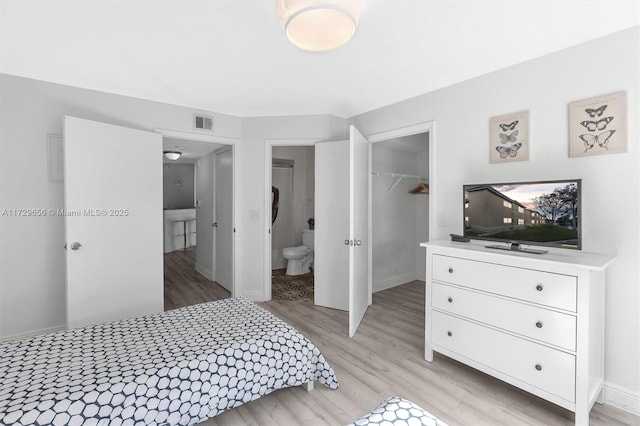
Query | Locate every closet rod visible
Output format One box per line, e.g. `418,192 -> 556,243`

371,171 -> 428,180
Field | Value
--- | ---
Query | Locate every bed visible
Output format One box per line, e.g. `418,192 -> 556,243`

348,397 -> 447,426
0,297 -> 338,425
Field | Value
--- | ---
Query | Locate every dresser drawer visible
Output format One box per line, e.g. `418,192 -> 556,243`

432,283 -> 576,351
432,311 -> 576,402
432,255 -> 577,311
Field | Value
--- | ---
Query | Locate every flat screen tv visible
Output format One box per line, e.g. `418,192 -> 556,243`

463,179 -> 581,254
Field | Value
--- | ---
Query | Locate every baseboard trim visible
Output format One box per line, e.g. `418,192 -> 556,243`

603,382 -> 640,415
1,324 -> 66,342
271,261 -> 287,270
241,290 -> 266,302
194,263 -> 213,281
373,273 -> 417,293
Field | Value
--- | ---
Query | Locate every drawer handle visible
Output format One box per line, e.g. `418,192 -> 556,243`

535,364 -> 542,371
447,331 -> 453,337
536,321 -> 543,329
536,284 -> 544,292
448,267 -> 454,273
447,297 -> 453,303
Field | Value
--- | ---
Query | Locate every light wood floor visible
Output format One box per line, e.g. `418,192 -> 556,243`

202,281 -> 638,426
164,250 -> 230,311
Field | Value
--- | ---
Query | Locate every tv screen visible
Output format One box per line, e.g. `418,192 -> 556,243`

463,179 -> 581,251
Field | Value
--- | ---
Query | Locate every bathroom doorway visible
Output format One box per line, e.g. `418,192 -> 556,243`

264,141 -> 318,302
271,159 -> 295,270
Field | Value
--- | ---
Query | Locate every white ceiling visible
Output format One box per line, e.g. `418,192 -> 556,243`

1,1 -> 638,118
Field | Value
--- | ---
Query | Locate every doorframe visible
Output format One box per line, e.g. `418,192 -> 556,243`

366,121 -> 436,304
155,127 -> 239,297
263,138 -> 322,301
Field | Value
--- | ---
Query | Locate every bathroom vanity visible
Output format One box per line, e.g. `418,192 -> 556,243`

163,208 -> 196,253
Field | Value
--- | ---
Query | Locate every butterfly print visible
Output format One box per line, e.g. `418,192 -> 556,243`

579,130 -> 616,151
580,117 -> 613,132
499,130 -> 519,144
585,105 -> 607,118
499,121 -> 518,131
495,143 -> 522,159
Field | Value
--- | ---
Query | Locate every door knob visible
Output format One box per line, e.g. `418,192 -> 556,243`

212,222 -> 218,228
70,242 -> 82,250
355,240 -> 362,246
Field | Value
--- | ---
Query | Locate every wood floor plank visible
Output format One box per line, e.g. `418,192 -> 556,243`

163,250 -> 230,310
176,275 -> 638,426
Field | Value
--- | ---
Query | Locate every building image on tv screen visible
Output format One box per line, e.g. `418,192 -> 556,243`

464,181 -> 580,249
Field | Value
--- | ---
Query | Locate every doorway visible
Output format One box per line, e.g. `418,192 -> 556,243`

269,147 -> 315,303
263,139 -> 320,301
367,121 -> 434,297
160,132 -> 237,310
370,133 -> 430,291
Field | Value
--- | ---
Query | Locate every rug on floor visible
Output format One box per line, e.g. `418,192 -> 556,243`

271,268 -> 314,303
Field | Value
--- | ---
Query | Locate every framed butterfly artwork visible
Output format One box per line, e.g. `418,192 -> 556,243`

489,110 -> 530,163
569,91 -> 627,157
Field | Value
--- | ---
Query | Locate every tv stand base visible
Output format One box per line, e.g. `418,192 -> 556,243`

485,243 -> 548,255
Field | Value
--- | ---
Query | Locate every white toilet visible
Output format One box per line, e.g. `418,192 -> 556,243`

282,229 -> 314,276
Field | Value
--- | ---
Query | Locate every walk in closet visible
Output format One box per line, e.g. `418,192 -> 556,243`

371,132 -> 429,291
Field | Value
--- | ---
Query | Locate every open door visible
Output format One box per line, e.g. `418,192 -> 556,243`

315,126 -> 369,337
214,147 -> 233,292
348,126 -> 369,337
64,116 -> 163,328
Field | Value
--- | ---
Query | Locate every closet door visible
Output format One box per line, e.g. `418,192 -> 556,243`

64,116 -> 163,328
348,126 -> 369,337
315,126 -> 370,337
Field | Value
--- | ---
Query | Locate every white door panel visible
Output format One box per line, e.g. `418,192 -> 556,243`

64,116 -> 163,328
314,126 -> 370,336
349,125 -> 370,337
314,140 -> 349,311
195,153 -> 215,279
215,148 -> 233,292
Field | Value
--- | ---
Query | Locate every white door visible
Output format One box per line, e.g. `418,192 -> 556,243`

215,147 -> 233,292
348,126 -> 370,337
195,152 -> 215,279
315,126 -> 370,336
314,139 -> 349,311
64,116 -> 163,328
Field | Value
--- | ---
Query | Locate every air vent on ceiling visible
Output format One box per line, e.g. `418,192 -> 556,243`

193,114 -> 214,131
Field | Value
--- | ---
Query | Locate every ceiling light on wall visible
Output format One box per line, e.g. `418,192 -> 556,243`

276,0 -> 362,52
164,151 -> 182,161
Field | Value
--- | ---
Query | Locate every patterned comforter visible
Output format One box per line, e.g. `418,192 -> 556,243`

348,397 -> 447,426
0,297 -> 338,425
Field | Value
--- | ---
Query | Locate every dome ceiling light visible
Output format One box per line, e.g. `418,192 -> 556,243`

163,151 -> 182,161
276,0 -> 363,52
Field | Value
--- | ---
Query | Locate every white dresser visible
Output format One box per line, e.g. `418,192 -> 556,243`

421,240 -> 614,425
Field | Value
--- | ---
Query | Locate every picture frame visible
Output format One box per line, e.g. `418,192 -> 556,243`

489,110 -> 529,163
568,91 -> 627,157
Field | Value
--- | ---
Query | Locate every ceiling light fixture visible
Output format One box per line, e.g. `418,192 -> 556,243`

276,0 -> 362,52
163,151 -> 182,161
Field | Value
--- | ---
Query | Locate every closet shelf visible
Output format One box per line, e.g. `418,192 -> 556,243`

371,171 -> 427,180
372,171 -> 429,193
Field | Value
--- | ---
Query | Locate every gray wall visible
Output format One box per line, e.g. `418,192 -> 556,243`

163,163 -> 195,209
0,74 -> 241,339
351,27 -> 639,407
